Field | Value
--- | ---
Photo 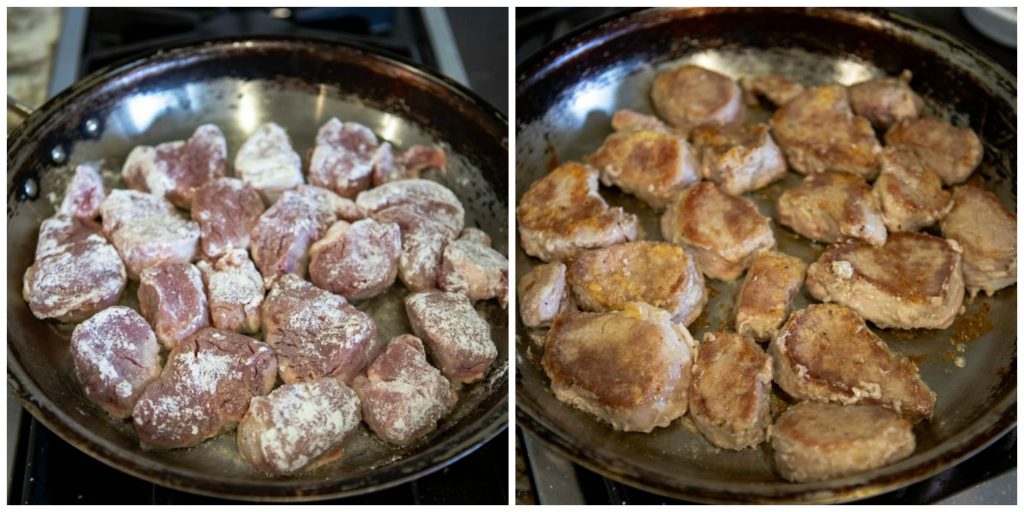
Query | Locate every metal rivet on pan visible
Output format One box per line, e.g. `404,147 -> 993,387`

23,178 -> 37,199
84,118 -> 100,136
50,145 -> 66,164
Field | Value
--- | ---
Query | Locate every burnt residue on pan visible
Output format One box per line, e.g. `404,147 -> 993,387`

8,36 -> 508,501
515,7 -> 1015,504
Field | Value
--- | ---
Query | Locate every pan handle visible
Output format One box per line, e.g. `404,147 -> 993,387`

8,95 -> 35,119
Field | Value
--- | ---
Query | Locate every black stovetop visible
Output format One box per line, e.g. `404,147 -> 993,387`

10,412 -> 507,505
515,7 -> 1016,506
9,7 -> 507,505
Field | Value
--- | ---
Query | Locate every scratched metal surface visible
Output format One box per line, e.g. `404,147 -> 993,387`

8,38 -> 508,500
515,8 -> 1015,504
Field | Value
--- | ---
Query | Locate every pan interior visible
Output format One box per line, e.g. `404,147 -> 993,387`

9,42 -> 508,498
515,11 -> 1015,502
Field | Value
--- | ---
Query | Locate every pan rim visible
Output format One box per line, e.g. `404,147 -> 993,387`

514,6 -> 1016,504
7,34 -> 509,501
515,7 -> 1016,105
9,34 -> 508,159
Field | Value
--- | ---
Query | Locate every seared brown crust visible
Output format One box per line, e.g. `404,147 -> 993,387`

690,123 -> 788,196
611,109 -> 675,134
651,65 -> 743,130
740,74 -> 805,108
517,162 -> 638,262
689,332 -> 772,450
873,146 -> 952,232
541,303 -> 695,432
777,171 -> 887,246
769,304 -> 937,420
567,241 -> 707,325
771,85 -> 881,179
660,182 -> 775,281
848,71 -> 924,128
735,251 -> 807,341
940,186 -> 1017,296
585,130 -> 699,208
770,402 -> 915,482
885,116 -> 983,186
805,232 -> 964,329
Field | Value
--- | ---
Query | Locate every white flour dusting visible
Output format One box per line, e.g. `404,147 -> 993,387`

252,379 -> 360,474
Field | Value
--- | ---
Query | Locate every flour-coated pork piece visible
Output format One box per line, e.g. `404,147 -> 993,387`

237,378 -> 361,475
99,189 -> 200,279
234,123 -> 304,202
191,177 -> 266,260
457,227 -> 491,247
356,178 -> 465,237
261,274 -> 380,384
940,186 -> 1017,296
249,185 -> 353,288
517,162 -> 638,262
70,306 -> 161,419
59,162 -> 105,219
438,238 -> 509,307
585,129 -> 700,208
99,188 -> 176,235
770,402 -> 915,482
352,335 -> 457,446
651,64 -> 744,130
777,171 -> 887,247
805,232 -> 964,330
517,261 -> 572,329
308,118 -> 379,198
132,328 -> 277,449
567,241 -> 706,326
356,179 -> 467,290
689,332 -> 772,450
138,262 -> 210,350
848,70 -> 924,128
873,146 -> 952,233
371,142 -> 448,187
398,228 -> 449,292
660,181 -> 775,281
308,218 -> 401,300
405,290 -> 497,384
769,304 -> 937,420
885,116 -> 983,186
196,249 -> 264,334
771,85 -> 881,179
690,123 -> 788,195
23,215 -> 126,322
542,302 -> 696,433
740,74 -> 805,108
735,250 -> 807,342
122,124 -> 227,208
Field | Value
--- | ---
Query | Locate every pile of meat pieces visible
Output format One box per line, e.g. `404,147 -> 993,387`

517,64 -> 1014,483
25,118 -> 503,476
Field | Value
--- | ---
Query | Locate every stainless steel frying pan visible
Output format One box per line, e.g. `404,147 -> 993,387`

516,7 -> 1015,503
8,36 -> 508,501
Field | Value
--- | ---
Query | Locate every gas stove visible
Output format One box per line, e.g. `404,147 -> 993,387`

7,7 -> 507,505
